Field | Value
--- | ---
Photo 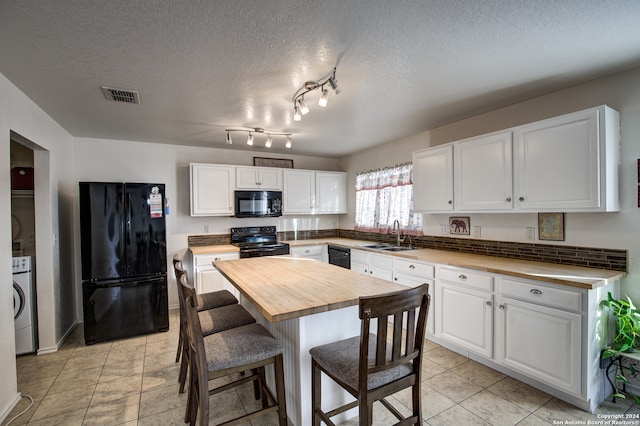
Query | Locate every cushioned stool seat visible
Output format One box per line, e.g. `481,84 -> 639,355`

197,303 -> 256,336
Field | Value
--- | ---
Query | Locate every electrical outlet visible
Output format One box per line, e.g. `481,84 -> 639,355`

473,226 -> 481,238
204,224 -> 209,233
526,227 -> 536,240
440,225 -> 449,235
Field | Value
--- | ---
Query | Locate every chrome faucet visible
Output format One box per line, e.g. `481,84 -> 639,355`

392,219 -> 406,247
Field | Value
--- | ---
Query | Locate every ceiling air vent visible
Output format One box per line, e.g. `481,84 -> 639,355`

101,86 -> 140,104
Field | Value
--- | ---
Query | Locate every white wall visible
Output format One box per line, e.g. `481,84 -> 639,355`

73,138 -> 342,310
0,73 -> 76,420
339,66 -> 640,300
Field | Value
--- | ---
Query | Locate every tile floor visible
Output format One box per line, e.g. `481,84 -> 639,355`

4,309 -> 638,426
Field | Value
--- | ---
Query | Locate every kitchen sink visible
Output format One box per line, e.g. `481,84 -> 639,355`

362,243 -> 393,249
380,246 -> 414,251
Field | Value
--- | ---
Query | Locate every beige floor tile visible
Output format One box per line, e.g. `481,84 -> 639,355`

424,371 -> 483,403
517,413 -> 555,425
428,404 -> 491,426
138,383 -> 187,418
64,351 -> 109,373
91,375 -> 143,405
72,341 -> 112,356
29,384 -> 95,421
144,349 -> 179,372
418,383 -> 457,420
423,338 -> 441,352
534,398 -> 601,423
460,389 -> 530,425
48,366 -> 103,395
145,339 -> 177,356
1,395 -> 41,425
83,394 -> 140,426
105,344 -> 146,364
99,358 -> 144,383
137,405 -> 188,426
17,375 -> 56,400
425,346 -> 469,369
487,376 -> 553,413
27,407 -> 87,426
420,357 -> 448,380
17,359 -> 67,384
452,359 -> 506,388
142,363 -> 181,392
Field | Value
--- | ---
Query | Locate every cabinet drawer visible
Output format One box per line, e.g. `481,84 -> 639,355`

291,245 -> 323,256
351,250 -> 368,264
369,253 -> 393,269
195,252 -> 239,267
393,258 -> 434,279
439,267 -> 493,291
500,278 -> 582,311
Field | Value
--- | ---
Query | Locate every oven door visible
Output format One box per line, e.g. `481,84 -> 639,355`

240,244 -> 290,258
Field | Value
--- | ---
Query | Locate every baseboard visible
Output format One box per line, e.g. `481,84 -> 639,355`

37,320 -> 78,355
0,392 -> 22,424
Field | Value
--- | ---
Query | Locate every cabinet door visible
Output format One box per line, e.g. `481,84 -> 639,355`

413,145 -> 454,211
394,274 -> 435,335
258,168 -> 283,190
291,245 -> 324,261
514,109 -> 599,210
283,170 -> 314,214
315,171 -> 346,214
236,167 -> 282,190
455,132 -> 513,211
235,167 -> 260,189
437,282 -> 493,357
496,297 -> 581,395
190,164 -> 234,216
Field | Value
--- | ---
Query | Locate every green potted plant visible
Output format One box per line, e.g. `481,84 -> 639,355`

600,292 -> 640,403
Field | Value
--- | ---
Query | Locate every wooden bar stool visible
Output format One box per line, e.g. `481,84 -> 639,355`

175,264 -> 255,393
309,284 -> 430,426
183,291 -> 288,426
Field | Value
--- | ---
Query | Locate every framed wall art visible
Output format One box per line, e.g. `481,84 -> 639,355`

538,213 -> 565,241
253,157 -> 294,168
449,216 -> 470,235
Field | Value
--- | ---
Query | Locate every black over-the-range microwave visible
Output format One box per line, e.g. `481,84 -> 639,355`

234,190 -> 283,218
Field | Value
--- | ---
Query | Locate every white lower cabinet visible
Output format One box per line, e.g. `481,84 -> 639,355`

392,258 -> 435,335
434,267 -> 616,412
290,245 -> 325,262
350,250 -> 393,281
495,295 -> 581,395
436,267 -> 494,358
191,252 -> 240,297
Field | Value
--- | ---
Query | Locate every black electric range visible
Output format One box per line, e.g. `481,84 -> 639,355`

231,226 -> 290,258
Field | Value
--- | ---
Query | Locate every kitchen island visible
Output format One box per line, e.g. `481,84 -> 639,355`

214,256 -> 408,426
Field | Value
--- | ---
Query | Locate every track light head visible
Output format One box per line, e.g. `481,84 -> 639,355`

328,76 -> 341,95
293,106 -> 301,121
318,87 -> 329,107
265,135 -> 273,148
226,132 -> 232,144
246,133 -> 254,146
285,135 -> 292,149
298,97 -> 309,115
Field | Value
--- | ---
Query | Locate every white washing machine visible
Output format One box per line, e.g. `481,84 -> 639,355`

13,256 -> 35,355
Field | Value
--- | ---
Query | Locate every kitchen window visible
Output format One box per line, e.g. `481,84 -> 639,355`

355,163 -> 423,236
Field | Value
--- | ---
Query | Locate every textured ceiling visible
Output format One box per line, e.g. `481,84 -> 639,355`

1,1 -> 640,157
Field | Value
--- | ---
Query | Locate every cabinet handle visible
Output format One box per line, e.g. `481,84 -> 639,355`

304,249 -> 310,253
519,196 -> 525,202
409,265 -> 415,269
499,304 -> 505,310
506,197 -> 511,202
448,200 -> 452,204
530,288 -> 542,295
458,274 -> 467,280
369,270 -> 373,275
486,301 -> 492,307
214,257 -> 221,261
394,277 -> 398,281
364,269 -> 368,273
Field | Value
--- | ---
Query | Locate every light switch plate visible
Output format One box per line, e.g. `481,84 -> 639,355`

473,226 -> 481,238
526,227 -> 536,240
440,225 -> 449,235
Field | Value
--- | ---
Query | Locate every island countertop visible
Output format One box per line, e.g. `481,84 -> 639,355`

213,256 -> 408,322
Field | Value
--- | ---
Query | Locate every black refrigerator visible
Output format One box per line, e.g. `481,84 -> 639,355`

80,182 -> 169,344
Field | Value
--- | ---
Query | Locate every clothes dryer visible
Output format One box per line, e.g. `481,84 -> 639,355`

13,256 -> 35,355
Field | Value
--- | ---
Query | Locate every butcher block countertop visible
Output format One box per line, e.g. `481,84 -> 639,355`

283,238 -> 625,290
214,256 -> 408,322
189,244 -> 239,255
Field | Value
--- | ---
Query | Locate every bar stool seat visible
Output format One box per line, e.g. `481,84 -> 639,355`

197,303 -> 255,336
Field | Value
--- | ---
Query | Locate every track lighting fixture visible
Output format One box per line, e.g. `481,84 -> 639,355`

292,67 -> 340,120
225,127 -> 293,149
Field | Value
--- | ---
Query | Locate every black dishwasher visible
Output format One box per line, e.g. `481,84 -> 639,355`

328,245 -> 350,269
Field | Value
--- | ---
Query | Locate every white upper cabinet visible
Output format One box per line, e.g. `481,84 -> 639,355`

513,107 -> 619,212
315,171 -> 347,214
235,166 -> 282,190
412,145 -> 454,212
454,131 -> 513,211
283,170 -> 315,214
190,163 -> 235,216
412,105 -> 620,213
283,170 -> 346,214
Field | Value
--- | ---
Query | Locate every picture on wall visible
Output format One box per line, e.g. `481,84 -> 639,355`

449,216 -> 470,235
538,213 -> 565,241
